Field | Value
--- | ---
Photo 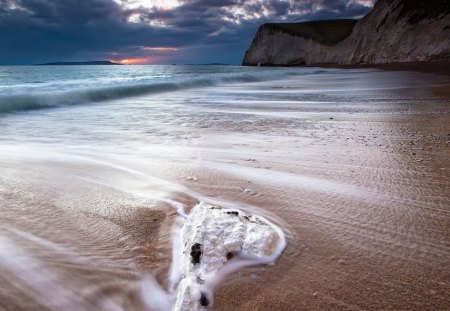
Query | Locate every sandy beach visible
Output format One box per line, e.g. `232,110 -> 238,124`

185,73 -> 450,310
0,67 -> 449,310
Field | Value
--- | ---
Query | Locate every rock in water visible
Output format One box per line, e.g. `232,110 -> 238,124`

174,202 -> 285,311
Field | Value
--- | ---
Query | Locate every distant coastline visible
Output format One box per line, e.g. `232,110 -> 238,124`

35,61 -> 121,66
31,62 -> 233,66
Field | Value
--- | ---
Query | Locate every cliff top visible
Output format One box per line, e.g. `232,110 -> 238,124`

261,19 -> 357,46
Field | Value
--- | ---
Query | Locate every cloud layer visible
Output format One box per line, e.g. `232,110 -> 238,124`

0,0 -> 375,65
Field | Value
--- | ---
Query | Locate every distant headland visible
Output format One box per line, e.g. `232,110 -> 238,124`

36,61 -> 121,66
243,0 -> 450,66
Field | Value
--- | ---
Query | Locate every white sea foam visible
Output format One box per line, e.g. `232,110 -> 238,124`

0,236 -> 90,311
0,66 -> 312,114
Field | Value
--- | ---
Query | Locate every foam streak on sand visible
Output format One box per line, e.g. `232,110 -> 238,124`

142,202 -> 286,311
0,236 -> 102,311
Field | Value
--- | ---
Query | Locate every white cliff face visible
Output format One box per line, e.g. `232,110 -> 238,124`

242,20 -> 357,66
243,28 -> 310,66
329,0 -> 450,64
243,0 -> 450,66
174,203 -> 285,311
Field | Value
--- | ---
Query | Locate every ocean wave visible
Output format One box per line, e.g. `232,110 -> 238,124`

0,71 -> 301,114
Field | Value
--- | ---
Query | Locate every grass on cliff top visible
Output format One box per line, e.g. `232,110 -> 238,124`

263,19 -> 358,46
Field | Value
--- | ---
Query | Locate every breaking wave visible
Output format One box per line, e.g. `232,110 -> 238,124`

0,70 -> 305,114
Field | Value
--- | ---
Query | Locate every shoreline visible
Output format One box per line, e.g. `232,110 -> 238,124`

310,61 -> 450,76
246,61 -> 450,76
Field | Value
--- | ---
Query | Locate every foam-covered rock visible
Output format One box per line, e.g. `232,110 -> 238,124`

174,203 -> 284,311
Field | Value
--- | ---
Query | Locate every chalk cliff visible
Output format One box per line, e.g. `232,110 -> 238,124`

242,0 -> 450,66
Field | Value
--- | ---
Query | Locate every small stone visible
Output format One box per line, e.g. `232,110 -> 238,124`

190,243 -> 202,265
199,293 -> 209,307
226,252 -> 234,260
226,211 -> 239,216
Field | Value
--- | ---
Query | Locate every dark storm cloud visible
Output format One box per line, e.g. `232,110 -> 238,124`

0,0 -> 375,65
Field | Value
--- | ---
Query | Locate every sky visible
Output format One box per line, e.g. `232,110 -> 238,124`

0,0 -> 376,65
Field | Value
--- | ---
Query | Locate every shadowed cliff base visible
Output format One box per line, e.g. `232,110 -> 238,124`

309,62 -> 450,77
243,0 -> 450,66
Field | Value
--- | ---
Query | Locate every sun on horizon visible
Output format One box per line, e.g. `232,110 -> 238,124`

113,58 -> 151,65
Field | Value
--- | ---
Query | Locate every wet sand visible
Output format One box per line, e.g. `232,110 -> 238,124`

197,113 -> 450,310
0,68 -> 449,310
180,75 -> 450,310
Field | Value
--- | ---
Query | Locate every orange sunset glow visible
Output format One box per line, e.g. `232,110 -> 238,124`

112,57 -> 152,65
109,46 -> 179,65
